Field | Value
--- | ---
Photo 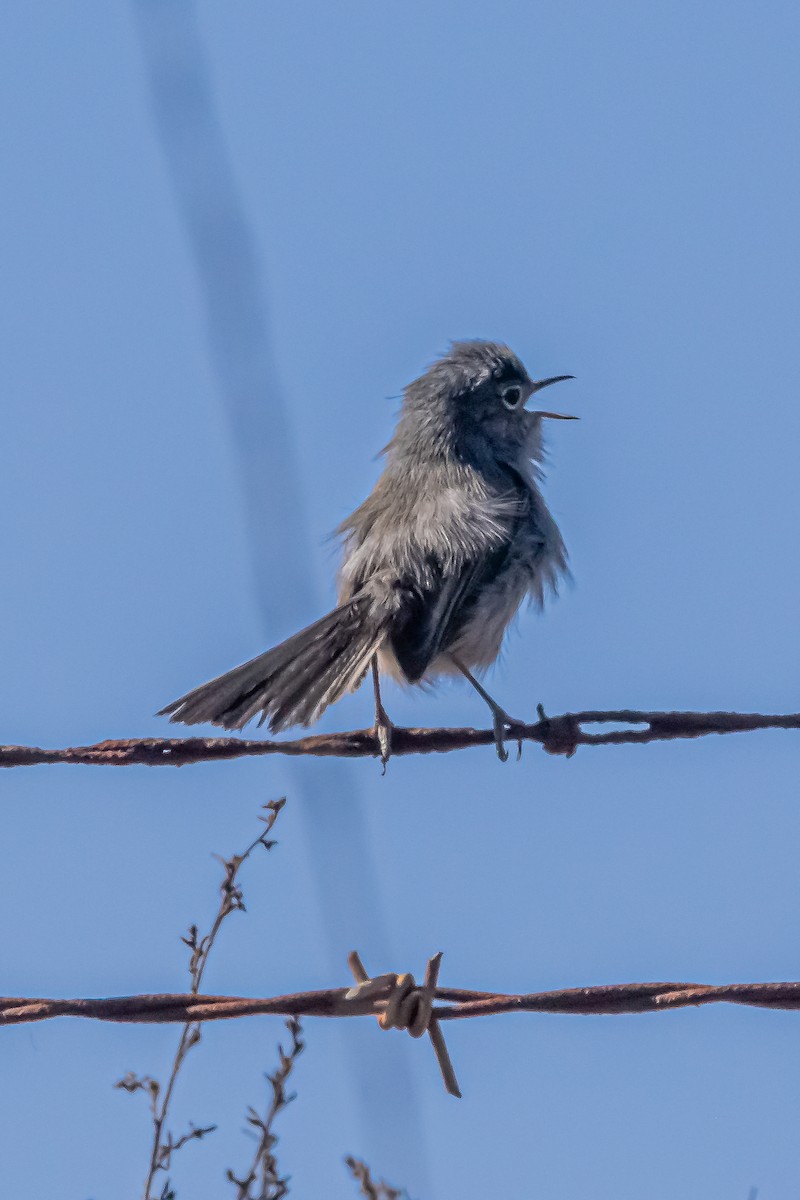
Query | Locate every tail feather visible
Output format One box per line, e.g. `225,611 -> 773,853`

268,622 -> 378,729
158,598 -> 387,732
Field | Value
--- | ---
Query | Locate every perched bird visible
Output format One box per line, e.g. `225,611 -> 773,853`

159,340 -> 576,762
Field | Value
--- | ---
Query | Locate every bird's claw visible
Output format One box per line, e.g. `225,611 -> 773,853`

447,655 -> 527,763
374,705 -> 394,774
490,708 -> 526,762
492,712 -> 510,762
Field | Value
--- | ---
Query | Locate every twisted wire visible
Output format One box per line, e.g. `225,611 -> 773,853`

5,958 -> 800,1096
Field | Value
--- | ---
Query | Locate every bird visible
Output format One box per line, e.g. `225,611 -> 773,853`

159,340 -> 576,763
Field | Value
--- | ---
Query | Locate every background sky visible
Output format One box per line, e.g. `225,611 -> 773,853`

2,2 -> 800,1197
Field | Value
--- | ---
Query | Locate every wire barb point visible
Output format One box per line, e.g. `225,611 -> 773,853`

346,951 -> 461,1098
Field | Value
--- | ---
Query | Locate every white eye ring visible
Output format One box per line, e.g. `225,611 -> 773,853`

501,384 -> 523,410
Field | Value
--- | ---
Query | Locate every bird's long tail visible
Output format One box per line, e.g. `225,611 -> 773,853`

158,596 -> 388,732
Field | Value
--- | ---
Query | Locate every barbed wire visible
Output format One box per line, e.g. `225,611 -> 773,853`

1,707 -> 798,768
5,953 -> 800,1097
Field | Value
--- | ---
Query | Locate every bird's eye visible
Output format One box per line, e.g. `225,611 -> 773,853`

501,384 -> 523,410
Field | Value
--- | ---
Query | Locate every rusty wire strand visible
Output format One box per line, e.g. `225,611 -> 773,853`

7,980 -> 800,1024
1,708 -> 798,768
7,964 -> 800,1096
9,979 -> 800,1025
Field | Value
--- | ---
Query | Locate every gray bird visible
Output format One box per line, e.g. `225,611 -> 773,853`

159,340 -> 576,762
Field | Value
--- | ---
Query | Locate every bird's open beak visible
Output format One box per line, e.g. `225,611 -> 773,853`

529,374 -> 577,420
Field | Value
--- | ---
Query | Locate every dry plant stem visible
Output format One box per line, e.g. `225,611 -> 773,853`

226,1017 -> 304,1200
119,800 -> 285,1200
1,709 -> 798,767
344,1156 -> 403,1200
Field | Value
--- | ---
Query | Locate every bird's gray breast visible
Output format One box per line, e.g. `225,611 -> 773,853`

341,455 -> 566,681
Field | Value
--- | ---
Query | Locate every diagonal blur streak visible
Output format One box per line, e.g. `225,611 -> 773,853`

131,0 -> 428,1175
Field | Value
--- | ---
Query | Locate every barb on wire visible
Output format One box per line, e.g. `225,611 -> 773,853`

346,951 -> 461,1097
1,707 -> 798,769
9,960 -> 800,1097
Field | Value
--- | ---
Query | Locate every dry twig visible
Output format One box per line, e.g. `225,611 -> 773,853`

226,1017 -> 305,1200
345,1156 -> 404,1200
1,708 -> 798,768
114,799 -> 285,1199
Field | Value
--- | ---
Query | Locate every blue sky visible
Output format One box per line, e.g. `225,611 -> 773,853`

2,2 -> 800,1197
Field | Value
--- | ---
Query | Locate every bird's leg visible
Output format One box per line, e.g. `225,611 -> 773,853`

448,655 -> 525,762
371,656 -> 394,772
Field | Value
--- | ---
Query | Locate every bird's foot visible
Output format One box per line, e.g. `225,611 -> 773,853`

446,655 -> 526,762
489,704 -> 526,762
373,703 -> 394,774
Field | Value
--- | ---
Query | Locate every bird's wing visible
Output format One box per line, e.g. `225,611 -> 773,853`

389,474 -> 531,683
388,544 -> 512,682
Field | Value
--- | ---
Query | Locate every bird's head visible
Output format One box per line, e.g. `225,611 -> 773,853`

397,340 -> 575,466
